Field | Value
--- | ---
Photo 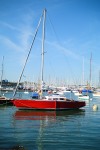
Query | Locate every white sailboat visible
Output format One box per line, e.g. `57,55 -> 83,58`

0,56 -> 11,105
78,94 -> 90,100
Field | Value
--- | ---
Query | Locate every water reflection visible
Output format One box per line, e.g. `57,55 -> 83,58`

14,109 -> 85,118
1,92 -> 100,150
12,109 -> 85,150
13,109 -> 85,127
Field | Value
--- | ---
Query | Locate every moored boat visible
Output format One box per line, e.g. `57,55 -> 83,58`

11,9 -> 86,110
11,95 -> 86,110
78,95 -> 90,100
93,92 -> 100,97
0,95 -> 12,106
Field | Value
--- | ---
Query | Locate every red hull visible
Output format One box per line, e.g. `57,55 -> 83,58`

11,99 -> 86,110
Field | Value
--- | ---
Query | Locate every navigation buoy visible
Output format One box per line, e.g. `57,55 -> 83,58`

92,104 -> 98,111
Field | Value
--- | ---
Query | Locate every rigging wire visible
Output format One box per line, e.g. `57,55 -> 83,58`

47,12 -> 78,86
13,10 -> 44,98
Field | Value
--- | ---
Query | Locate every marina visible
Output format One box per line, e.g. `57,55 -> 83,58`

0,1 -> 100,150
0,91 -> 100,150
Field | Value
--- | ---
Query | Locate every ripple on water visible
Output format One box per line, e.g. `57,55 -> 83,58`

0,96 -> 100,150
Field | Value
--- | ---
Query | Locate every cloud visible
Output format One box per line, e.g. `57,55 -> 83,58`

46,40 -> 80,60
0,21 -> 16,30
0,35 -> 22,52
0,13 -> 35,53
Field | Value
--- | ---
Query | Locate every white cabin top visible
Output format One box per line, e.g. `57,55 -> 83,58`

45,94 -> 66,101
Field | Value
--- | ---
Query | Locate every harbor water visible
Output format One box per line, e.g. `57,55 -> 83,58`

0,91 -> 100,150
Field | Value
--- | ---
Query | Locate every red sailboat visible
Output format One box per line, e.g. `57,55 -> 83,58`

12,96 -> 86,110
11,9 -> 86,110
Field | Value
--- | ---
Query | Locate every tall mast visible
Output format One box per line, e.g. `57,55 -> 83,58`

99,70 -> 100,87
82,56 -> 84,86
0,56 -> 4,95
1,56 -> 4,88
41,9 -> 46,93
89,53 -> 92,87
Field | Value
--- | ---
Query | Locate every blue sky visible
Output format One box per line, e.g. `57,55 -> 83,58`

0,0 -> 100,86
